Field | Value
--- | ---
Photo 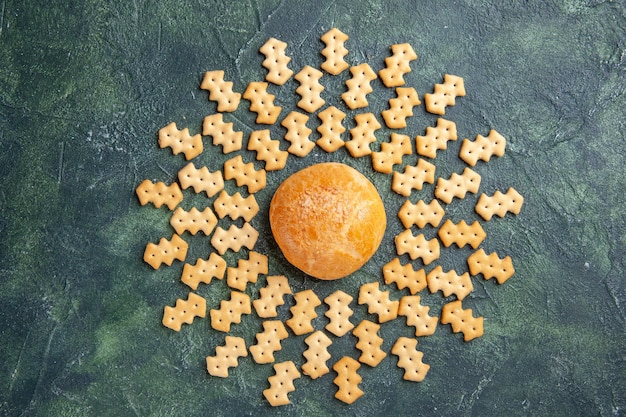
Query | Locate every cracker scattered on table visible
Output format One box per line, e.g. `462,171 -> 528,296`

358,281 -> 399,323
342,63 -> 378,109
320,28 -> 350,75
459,129 -> 506,166
178,162 -> 224,198
333,356 -> 363,404
383,257 -> 427,295
379,43 -> 418,87
371,132 -> 413,174
415,118 -> 457,159
295,65 -> 325,113
181,252 -> 226,290
475,187 -> 524,221
162,292 -> 206,332
395,230 -> 440,265
434,167 -> 481,204
316,105 -> 346,152
170,206 -> 218,236
206,335 -> 248,377
426,266 -> 473,301
392,159 -> 436,196
210,222 -> 259,255
264,361 -> 301,407
210,291 -> 252,332
467,249 -> 515,284
281,111 -> 316,157
253,275 -> 292,318
250,320 -> 289,364
324,290 -> 355,337
286,289 -> 321,336
247,129 -> 289,171
440,300 -> 484,342
213,190 -> 259,222
345,112 -> 381,158
243,81 -> 282,124
398,296 -> 438,337
223,154 -> 267,193
200,70 -> 241,113
144,233 -> 188,269
302,330 -> 333,379
424,74 -> 466,115
202,113 -> 243,154
226,251 -> 268,291
158,122 -> 203,160
397,199 -> 445,229
382,87 -> 421,129
260,37 -> 293,86
391,337 -> 430,382
136,179 -> 183,210
438,219 -> 486,249
353,319 -> 386,367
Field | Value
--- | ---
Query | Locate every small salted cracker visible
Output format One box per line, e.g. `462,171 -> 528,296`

358,281 -> 399,323
286,289 -> 321,336
178,162 -> 224,198
243,81 -> 282,124
345,112 -> 381,158
260,37 -> 293,86
320,28 -> 349,75
341,63 -> 377,110
213,190 -> 259,222
136,179 -> 183,210
392,159 -> 436,196
424,74 -> 466,115
210,222 -> 259,255
181,252 -> 226,290
253,275 -> 292,318
263,361 -> 301,407
295,65 -> 325,113
459,130 -> 506,166
223,154 -> 267,193
162,292 -> 206,331
200,70 -> 241,112
226,251 -> 268,291
438,219 -> 486,249
333,356 -> 363,404
202,113 -> 243,154
316,105 -> 346,152
247,129 -> 288,171
475,187 -> 524,221
206,335 -> 248,378
382,87 -> 421,129
391,337 -> 430,382
434,167 -> 481,204
324,290 -> 354,337
210,291 -> 251,333
281,111 -> 316,157
158,122 -> 203,160
379,43 -> 418,87
250,320 -> 289,364
415,118 -> 457,159
170,206 -> 218,236
353,319 -> 386,367
383,257 -> 427,295
397,199 -> 445,229
144,234 -> 188,269
398,296 -> 437,337
395,229 -> 440,265
426,266 -> 473,301
440,300 -> 484,342
467,248 -> 515,284
302,330 -> 333,379
371,132 -> 413,174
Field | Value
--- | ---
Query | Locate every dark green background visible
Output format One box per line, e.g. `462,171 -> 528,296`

1,1 -> 624,416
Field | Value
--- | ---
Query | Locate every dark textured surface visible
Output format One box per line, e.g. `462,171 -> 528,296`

1,1 -> 625,416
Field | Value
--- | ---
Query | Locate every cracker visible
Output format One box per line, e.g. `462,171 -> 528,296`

424,74 -> 466,115
382,87 -> 421,129
358,281 -> 399,323
295,65 -> 325,113
333,356 -> 363,404
158,122 -> 203,160
316,105 -> 346,152
286,289 -> 321,336
302,330 -> 333,379
206,335 -> 248,378
345,112 -> 381,158
382,257 -> 427,295
394,229 -> 440,265
200,70 -> 241,113
379,43 -> 418,87
178,162 -> 224,198
247,129 -> 289,171
170,206 -> 218,236
467,248 -> 515,284
459,129 -> 506,167
391,337 -> 430,382
440,300 -> 484,342
144,233 -> 188,269
437,219 -> 486,249
353,319 -> 386,367
136,179 -> 183,210
397,199 -> 445,229
263,361 -> 301,407
475,187 -> 524,221
213,190 -> 259,222
392,159 -> 436,196
202,113 -> 243,154
250,320 -> 289,364
397,296 -> 438,337
371,132 -> 413,174
210,222 -> 259,255
280,111 -> 316,157
320,28 -> 349,75
324,290 -> 354,337
223,154 -> 267,193
162,292 -> 206,331
226,251 -> 268,291
181,252 -> 226,290
434,167 -> 481,204
415,118 -> 457,159
260,37 -> 293,86
243,81 -> 282,124
426,265 -> 473,300
253,275 -> 292,318
210,291 -> 251,332
341,63 -> 377,109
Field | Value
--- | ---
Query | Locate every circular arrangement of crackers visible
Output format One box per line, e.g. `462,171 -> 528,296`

136,28 -> 524,407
